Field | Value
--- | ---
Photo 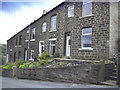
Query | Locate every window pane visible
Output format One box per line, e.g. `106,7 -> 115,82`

83,28 -> 92,34
83,0 -> 92,4
82,28 -> 92,48
42,23 -> 47,32
68,5 -> 74,17
51,16 -> 57,31
49,40 -> 56,55
82,0 -> 92,16
82,35 -> 92,47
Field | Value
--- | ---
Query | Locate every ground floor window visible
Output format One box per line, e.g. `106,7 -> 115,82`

18,51 -> 21,59
82,27 -> 92,49
49,38 -> 56,55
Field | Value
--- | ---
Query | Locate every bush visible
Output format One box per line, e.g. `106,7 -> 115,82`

29,64 -> 33,68
15,60 -> 26,68
2,66 -> 9,69
33,62 -> 41,68
40,60 -> 48,65
53,53 -> 60,58
37,52 -> 51,60
92,60 -> 113,65
2,62 -> 16,69
19,63 -> 29,68
104,60 -> 113,64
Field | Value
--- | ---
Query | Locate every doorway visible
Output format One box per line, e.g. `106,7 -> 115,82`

65,33 -> 71,56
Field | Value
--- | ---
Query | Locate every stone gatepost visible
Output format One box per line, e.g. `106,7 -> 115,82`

12,66 -> 17,78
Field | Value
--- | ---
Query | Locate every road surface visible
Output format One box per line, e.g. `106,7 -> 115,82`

1,76 -> 119,88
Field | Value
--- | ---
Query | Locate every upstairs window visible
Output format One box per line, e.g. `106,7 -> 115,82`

31,28 -> 35,40
81,27 -> 92,49
19,35 -> 22,45
50,15 -> 57,31
18,51 -> 21,59
10,41 -> 12,48
26,30 -> 29,41
16,37 -> 18,45
82,0 -> 92,17
68,5 -> 74,17
42,22 -> 47,32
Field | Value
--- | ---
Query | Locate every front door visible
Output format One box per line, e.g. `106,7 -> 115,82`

14,52 -> 16,62
39,41 -> 44,55
66,33 -> 71,56
25,50 -> 27,61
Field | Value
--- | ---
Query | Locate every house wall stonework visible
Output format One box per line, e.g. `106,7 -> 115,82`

7,2 -> 119,62
109,2 -> 119,57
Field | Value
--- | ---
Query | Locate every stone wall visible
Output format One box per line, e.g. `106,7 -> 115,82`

2,61 -> 115,84
12,62 -> 114,84
16,65 -> 100,84
2,69 -> 13,78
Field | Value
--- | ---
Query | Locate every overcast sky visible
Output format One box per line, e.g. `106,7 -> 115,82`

0,0 -> 65,44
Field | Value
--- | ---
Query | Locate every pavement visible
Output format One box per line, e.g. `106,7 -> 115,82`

1,76 -> 119,89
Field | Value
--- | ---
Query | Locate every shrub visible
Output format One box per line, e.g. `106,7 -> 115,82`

40,60 -> 48,65
19,63 -> 29,68
53,53 -> 60,58
29,64 -> 33,68
37,52 -> 51,60
104,60 -> 113,64
33,62 -> 41,68
15,60 -> 26,68
2,62 -> 16,69
2,66 -> 9,69
92,60 -> 113,65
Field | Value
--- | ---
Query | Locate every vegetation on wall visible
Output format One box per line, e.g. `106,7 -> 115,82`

2,52 -> 62,69
0,44 -> 7,65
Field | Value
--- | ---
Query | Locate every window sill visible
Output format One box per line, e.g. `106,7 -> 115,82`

42,31 -> 46,33
10,49 -> 12,52
30,39 -> 35,42
49,30 -> 57,33
79,48 -> 93,51
15,45 -> 22,48
68,15 -> 74,18
29,58 -> 34,61
25,40 -> 29,42
80,14 -> 94,19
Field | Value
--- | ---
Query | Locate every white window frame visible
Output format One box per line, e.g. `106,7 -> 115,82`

42,22 -> 47,32
39,41 -> 44,55
68,5 -> 74,17
25,30 -> 29,42
82,0 -> 92,17
50,16 -> 57,31
49,38 -> 56,55
81,27 -> 93,50
30,50 -> 34,61
30,28 -> 35,41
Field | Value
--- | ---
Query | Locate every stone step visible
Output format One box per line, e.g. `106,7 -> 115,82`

110,76 -> 117,80
101,80 -> 117,86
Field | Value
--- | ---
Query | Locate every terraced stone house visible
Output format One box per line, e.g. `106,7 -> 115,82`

7,0 -> 120,62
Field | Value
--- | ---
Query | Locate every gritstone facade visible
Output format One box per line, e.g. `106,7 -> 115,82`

7,1 -> 120,62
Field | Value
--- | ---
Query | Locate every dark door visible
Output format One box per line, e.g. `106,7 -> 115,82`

14,52 -> 16,62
